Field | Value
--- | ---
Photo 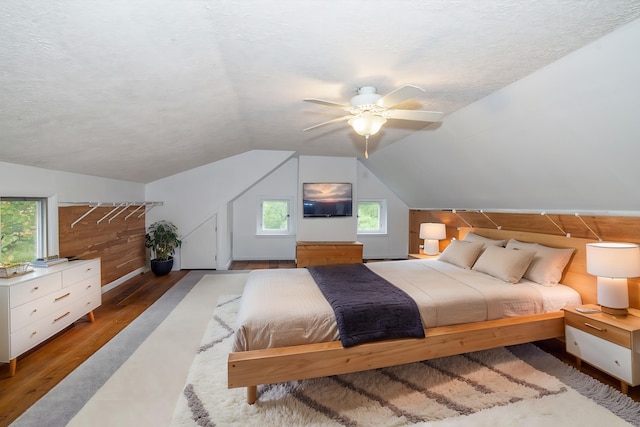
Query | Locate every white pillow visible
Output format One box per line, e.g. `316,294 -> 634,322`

463,232 -> 506,248
471,245 -> 536,283
505,239 -> 574,285
438,240 -> 484,269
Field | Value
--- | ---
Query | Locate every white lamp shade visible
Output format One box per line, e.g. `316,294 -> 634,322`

586,242 -> 640,278
419,223 -> 446,240
348,113 -> 387,136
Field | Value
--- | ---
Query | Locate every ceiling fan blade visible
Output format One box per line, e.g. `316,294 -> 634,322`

376,84 -> 425,108
303,115 -> 352,131
385,109 -> 443,122
303,98 -> 350,110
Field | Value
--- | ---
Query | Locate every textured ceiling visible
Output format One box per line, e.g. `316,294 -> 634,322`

1,0 -> 639,183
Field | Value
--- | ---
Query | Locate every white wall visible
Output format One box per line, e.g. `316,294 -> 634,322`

0,161 -> 143,201
356,162 -> 409,259
145,150 -> 295,270
297,156 -> 358,242
232,156 -> 409,260
0,161 -> 145,267
232,158 -> 298,260
365,17 -> 640,213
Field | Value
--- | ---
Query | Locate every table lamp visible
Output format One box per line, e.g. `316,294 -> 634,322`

586,242 -> 640,316
419,223 -> 446,255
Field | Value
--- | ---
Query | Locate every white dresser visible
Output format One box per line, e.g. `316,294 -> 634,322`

0,259 -> 101,376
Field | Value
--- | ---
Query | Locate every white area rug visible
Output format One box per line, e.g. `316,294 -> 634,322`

171,296 -> 640,427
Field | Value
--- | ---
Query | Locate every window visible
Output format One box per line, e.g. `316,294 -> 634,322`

257,198 -> 293,235
0,197 -> 48,265
357,200 -> 387,234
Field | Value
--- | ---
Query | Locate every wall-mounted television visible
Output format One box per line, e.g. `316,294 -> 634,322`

303,183 -> 353,218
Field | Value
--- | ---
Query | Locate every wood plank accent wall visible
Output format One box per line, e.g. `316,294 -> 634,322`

410,210 -> 640,309
58,206 -> 146,287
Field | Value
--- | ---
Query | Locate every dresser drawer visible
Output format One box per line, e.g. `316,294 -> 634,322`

564,311 -> 631,348
62,260 -> 100,287
566,325 -> 637,385
9,277 -> 100,333
9,273 -> 62,308
10,302 -> 88,358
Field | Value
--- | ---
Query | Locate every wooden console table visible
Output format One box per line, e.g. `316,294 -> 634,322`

296,241 -> 363,268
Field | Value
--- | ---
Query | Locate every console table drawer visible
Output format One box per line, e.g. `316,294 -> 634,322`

296,241 -> 363,268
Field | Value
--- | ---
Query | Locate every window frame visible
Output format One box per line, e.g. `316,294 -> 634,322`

0,196 -> 49,264
256,196 -> 295,236
356,199 -> 387,235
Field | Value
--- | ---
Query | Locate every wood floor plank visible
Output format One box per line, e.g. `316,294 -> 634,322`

0,270 -> 188,427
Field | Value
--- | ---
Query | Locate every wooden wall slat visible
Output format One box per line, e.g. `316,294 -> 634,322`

58,206 -> 146,287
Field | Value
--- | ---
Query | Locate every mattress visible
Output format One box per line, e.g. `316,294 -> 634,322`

232,258 -> 582,352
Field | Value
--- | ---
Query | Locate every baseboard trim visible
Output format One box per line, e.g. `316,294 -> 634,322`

101,267 -> 148,293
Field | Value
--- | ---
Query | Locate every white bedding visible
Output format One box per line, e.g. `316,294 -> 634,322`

232,259 -> 582,352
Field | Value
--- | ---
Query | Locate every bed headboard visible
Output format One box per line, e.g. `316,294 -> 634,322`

459,227 -> 601,306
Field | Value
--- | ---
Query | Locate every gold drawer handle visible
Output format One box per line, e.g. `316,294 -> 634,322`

31,331 -> 37,337
32,309 -> 38,314
54,312 -> 71,322
54,292 -> 71,302
33,286 -> 39,291
584,322 -> 606,332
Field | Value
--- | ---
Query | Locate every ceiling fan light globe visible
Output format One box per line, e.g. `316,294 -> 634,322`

348,114 -> 387,136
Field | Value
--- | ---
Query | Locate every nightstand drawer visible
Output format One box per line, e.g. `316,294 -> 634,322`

566,325 -> 637,385
564,311 -> 631,348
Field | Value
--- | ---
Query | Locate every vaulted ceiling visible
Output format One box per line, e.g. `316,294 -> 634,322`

1,0 -> 639,184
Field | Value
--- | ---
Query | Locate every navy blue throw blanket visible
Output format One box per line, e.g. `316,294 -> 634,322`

307,264 -> 425,347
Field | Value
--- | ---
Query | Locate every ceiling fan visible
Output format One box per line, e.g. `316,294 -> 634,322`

303,84 -> 443,158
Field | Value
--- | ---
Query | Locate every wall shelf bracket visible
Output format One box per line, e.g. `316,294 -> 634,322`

452,209 -> 473,228
541,212 -> 570,237
575,213 -> 603,241
479,210 -> 501,230
60,201 -> 164,227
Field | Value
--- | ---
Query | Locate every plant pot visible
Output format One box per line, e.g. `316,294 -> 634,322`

150,257 -> 174,276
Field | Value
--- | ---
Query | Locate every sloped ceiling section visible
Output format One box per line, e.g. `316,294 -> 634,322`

1,1 -> 639,184
365,18 -> 640,212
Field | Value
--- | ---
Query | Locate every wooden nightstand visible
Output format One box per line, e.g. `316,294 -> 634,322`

564,304 -> 640,394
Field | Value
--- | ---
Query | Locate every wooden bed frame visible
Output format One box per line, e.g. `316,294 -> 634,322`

228,228 -> 597,404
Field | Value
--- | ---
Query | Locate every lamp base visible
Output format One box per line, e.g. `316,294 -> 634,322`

424,240 -> 440,256
600,305 -> 628,316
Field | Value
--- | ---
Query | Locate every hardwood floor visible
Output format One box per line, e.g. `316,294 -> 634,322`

1,261 -> 638,426
0,270 -> 188,427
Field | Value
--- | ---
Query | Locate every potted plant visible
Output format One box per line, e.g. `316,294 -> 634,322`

145,220 -> 182,276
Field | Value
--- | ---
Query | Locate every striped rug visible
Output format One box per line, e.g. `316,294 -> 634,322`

170,296 -> 640,427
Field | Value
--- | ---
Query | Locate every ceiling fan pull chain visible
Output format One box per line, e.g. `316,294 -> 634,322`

365,135 -> 369,159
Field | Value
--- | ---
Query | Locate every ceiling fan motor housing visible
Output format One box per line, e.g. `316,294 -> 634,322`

350,86 -> 382,107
